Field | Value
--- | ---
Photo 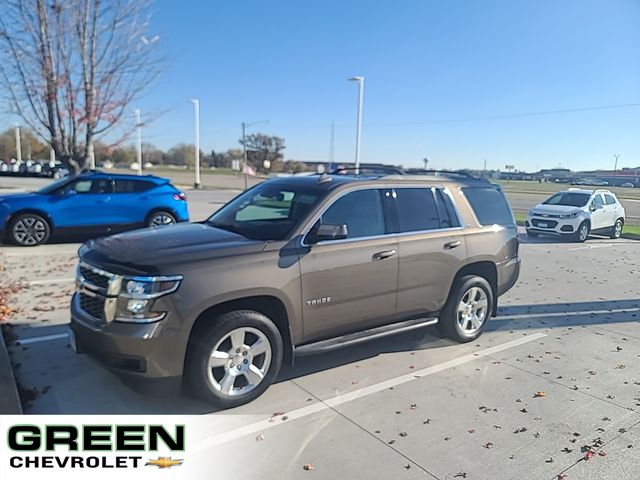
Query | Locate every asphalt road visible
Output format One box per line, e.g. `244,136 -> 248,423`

2,174 -> 640,477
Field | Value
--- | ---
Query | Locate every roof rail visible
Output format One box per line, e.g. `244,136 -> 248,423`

329,165 -> 405,176
402,169 -> 476,178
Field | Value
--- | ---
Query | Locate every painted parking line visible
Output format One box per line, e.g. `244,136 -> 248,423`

498,306 -> 640,320
27,277 -> 75,286
17,333 -> 69,345
196,332 -> 547,450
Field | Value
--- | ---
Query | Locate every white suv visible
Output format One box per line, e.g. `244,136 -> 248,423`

526,189 -> 625,242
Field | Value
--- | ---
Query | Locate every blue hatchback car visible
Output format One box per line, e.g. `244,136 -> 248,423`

0,172 -> 189,246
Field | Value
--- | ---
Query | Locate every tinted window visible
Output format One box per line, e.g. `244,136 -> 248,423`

208,182 -> 322,241
543,192 -> 591,207
395,188 -> 440,232
436,189 -> 462,228
65,179 -> 111,194
114,179 -> 154,193
463,187 -> 515,226
604,194 -> 616,205
319,189 -> 385,239
592,194 -> 604,208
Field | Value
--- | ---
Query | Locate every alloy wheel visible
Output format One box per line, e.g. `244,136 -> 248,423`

579,224 -> 589,241
12,216 -> 47,246
614,221 -> 622,238
457,286 -> 488,334
207,327 -> 272,397
150,213 -> 175,227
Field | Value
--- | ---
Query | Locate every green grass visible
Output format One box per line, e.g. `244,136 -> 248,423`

513,212 -> 640,236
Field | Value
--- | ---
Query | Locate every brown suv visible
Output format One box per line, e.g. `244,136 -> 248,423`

70,170 -> 520,408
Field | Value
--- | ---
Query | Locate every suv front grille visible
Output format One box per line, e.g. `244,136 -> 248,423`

79,266 -> 110,290
532,219 -> 558,228
79,292 -> 106,321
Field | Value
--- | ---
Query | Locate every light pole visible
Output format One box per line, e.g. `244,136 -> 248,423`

14,125 -> 22,163
191,99 -> 201,189
349,76 -> 365,174
134,109 -> 143,175
241,120 -> 269,190
614,154 -> 620,176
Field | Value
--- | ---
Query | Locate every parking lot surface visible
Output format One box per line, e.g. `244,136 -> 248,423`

2,178 -> 640,479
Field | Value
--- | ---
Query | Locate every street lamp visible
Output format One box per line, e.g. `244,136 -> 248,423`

134,109 -> 142,175
190,99 -> 201,189
241,120 -> 269,190
349,76 -> 365,175
14,125 -> 22,163
614,154 -> 620,176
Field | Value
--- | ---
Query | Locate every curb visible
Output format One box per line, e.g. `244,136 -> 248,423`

0,327 -> 22,414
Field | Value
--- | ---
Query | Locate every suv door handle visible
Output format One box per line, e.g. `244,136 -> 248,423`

372,249 -> 397,261
443,240 -> 461,250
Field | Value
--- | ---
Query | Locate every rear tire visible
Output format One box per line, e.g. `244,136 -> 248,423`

185,310 -> 283,409
610,219 -> 623,239
147,210 -> 176,228
574,221 -> 590,243
438,275 -> 493,343
9,213 -> 51,246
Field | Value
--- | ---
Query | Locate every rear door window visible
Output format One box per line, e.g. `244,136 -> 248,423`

394,188 -> 441,232
114,179 -> 155,193
462,187 -> 515,227
604,194 -> 616,205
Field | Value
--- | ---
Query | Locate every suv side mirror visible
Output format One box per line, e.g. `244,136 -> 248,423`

308,223 -> 348,244
590,203 -> 602,211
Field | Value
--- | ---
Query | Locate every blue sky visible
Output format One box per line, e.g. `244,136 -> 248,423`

7,0 -> 640,171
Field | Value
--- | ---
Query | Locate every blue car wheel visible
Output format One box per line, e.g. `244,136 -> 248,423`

148,210 -> 176,228
10,213 -> 51,246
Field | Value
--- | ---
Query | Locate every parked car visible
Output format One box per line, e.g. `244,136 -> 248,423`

41,162 -> 69,179
620,182 -> 635,188
70,170 -> 521,408
0,171 -> 189,246
526,188 -> 625,242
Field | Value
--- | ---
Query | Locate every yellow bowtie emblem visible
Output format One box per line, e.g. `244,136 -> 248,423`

145,457 -> 184,469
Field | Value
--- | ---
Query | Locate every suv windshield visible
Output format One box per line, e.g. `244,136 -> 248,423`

207,182 -> 323,240
543,192 -> 591,207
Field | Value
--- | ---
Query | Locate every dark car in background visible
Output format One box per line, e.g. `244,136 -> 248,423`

0,172 -> 188,246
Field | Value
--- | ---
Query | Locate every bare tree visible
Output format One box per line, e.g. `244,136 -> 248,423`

0,0 -> 162,175
240,133 -> 285,172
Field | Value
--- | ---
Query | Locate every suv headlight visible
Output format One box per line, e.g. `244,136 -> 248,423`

560,212 -> 580,219
115,275 -> 182,323
528,209 -> 534,216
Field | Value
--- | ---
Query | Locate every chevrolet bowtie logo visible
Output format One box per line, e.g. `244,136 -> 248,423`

145,457 -> 184,469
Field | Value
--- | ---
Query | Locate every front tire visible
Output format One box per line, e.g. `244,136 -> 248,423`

147,210 -> 176,228
186,310 -> 283,409
438,275 -> 493,343
9,213 -> 51,246
574,221 -> 590,243
610,219 -> 623,239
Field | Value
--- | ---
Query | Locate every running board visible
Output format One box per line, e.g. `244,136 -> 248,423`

295,317 -> 439,356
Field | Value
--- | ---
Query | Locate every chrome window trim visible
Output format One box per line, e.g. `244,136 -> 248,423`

299,184 -> 466,247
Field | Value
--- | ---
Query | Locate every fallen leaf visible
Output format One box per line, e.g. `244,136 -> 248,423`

410,403 -> 417,410
483,442 -> 494,449
303,463 -> 314,471
533,391 -> 546,398
256,434 -> 265,442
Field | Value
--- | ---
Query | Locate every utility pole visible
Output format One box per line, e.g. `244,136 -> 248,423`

14,126 -> 22,163
190,99 -> 201,189
135,109 -> 142,175
329,121 -> 335,170
242,121 -> 248,190
614,154 -> 620,176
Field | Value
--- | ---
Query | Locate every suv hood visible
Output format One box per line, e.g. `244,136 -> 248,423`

80,222 -> 267,275
531,204 -> 584,215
